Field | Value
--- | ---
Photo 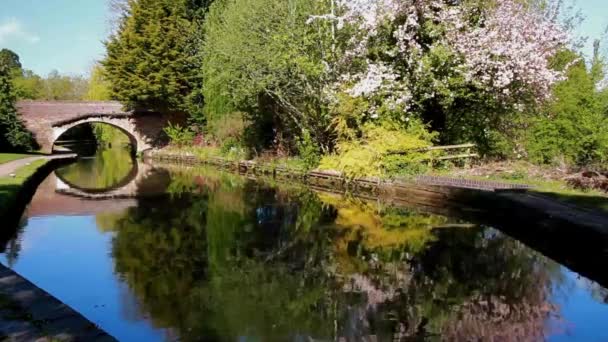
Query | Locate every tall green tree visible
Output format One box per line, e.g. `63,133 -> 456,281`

85,64 -> 112,101
202,0 -> 334,152
103,0 -> 211,113
525,46 -> 608,167
0,49 -> 22,71
0,65 -> 34,151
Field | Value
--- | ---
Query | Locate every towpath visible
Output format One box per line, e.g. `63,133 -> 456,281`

0,154 -> 76,178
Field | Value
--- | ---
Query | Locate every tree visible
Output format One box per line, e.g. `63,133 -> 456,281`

321,0 -> 569,154
103,0 -> 210,113
0,65 -> 34,151
41,70 -> 88,100
85,64 -> 112,101
525,47 -> 608,167
13,70 -> 44,100
0,49 -> 22,71
202,0 -> 335,152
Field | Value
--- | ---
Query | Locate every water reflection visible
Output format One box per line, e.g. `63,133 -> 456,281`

55,146 -> 136,192
1,165 -> 607,341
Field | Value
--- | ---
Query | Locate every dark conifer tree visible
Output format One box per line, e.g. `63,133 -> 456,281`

0,65 -> 34,151
103,0 -> 212,114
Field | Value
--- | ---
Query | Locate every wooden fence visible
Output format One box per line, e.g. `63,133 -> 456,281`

389,143 -> 479,166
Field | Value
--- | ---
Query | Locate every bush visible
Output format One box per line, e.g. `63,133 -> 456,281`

164,122 -> 195,147
207,111 -> 248,145
525,52 -> 608,168
297,129 -> 321,171
319,120 -> 437,179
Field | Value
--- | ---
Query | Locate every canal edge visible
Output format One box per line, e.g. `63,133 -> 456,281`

145,150 -> 608,234
0,154 -> 118,341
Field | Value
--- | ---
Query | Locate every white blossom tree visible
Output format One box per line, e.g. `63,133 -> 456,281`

316,0 -> 571,150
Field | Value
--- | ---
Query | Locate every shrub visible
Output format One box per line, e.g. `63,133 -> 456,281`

297,129 -> 321,171
319,120 -> 437,179
164,122 -> 195,147
207,111 -> 248,145
525,51 -> 608,168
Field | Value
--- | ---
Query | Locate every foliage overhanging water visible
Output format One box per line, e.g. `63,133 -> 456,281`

0,148 -> 607,341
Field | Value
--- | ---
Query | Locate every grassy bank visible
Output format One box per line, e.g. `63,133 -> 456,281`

435,161 -> 608,215
160,146 -> 310,172
0,153 -> 36,164
153,146 -> 608,216
0,159 -> 48,219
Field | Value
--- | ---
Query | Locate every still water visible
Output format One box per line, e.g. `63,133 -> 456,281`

1,148 -> 608,341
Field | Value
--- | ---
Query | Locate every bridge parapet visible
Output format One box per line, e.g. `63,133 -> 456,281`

17,101 -> 170,153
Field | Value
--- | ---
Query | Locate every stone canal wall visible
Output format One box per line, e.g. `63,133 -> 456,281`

0,266 -> 116,341
147,150 -> 608,288
0,154 -> 117,341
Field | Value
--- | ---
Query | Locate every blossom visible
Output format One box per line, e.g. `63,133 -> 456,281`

320,0 -> 570,118
449,1 -> 568,101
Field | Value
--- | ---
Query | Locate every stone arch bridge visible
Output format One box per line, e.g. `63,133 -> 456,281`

17,101 -> 175,153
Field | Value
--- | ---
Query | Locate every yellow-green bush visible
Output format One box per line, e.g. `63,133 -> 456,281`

319,120 -> 437,179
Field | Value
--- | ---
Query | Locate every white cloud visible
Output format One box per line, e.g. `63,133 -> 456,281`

0,18 -> 40,44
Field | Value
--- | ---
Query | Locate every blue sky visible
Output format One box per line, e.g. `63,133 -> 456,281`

1,0 -> 109,76
0,0 -> 607,76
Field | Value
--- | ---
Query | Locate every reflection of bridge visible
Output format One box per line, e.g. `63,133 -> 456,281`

26,162 -> 170,217
55,161 -> 156,200
17,101 -> 175,154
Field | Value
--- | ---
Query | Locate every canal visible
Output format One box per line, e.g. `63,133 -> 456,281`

1,147 -> 607,341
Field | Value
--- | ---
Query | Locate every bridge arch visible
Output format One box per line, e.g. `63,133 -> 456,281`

17,101 -> 173,154
52,116 -> 140,153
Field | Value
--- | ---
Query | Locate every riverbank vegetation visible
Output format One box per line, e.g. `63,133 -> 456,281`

99,0 -> 608,186
0,154 -> 34,164
1,0 -> 607,198
0,63 -> 35,152
0,159 -> 47,219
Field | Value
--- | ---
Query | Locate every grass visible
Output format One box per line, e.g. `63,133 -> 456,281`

164,145 -> 246,161
434,162 -> 608,215
0,153 -> 36,164
159,147 -> 608,216
0,159 -> 48,219
162,145 -> 310,170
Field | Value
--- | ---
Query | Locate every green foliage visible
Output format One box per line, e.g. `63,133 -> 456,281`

206,111 -> 247,145
0,65 -> 34,151
92,123 -> 131,146
40,70 -> 89,100
12,70 -> 44,100
103,0 -> 209,112
297,129 -> 321,171
0,49 -> 21,70
85,64 -> 112,101
202,0 -> 334,152
319,120 -> 437,179
164,122 -> 195,147
8,63 -> 88,101
525,49 -> 608,168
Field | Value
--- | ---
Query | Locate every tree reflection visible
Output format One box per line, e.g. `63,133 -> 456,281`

55,146 -> 135,191
99,167 -> 562,341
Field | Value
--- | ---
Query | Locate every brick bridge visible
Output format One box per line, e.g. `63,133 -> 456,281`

17,101 -> 173,153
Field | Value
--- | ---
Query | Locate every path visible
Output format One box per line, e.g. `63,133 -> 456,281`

0,154 -> 77,178
0,265 -> 116,341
